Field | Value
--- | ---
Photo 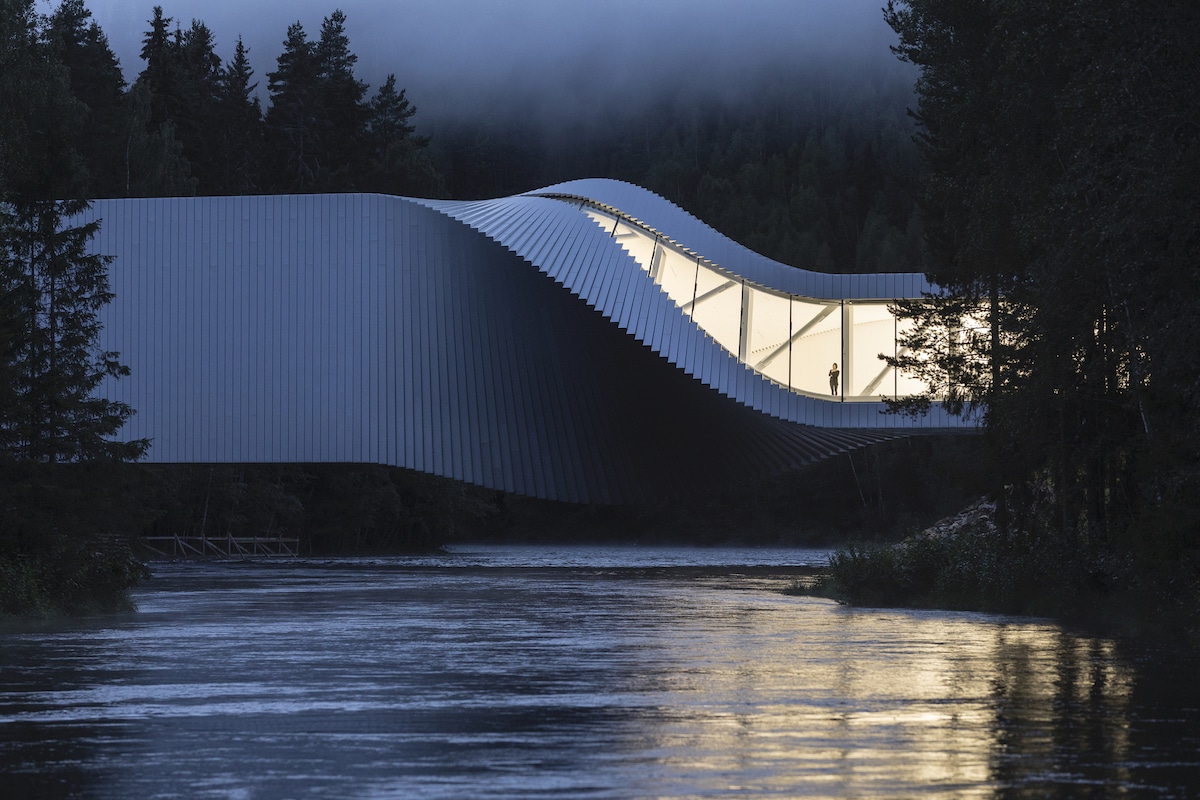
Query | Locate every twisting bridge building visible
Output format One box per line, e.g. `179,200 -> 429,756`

85,179 -> 967,504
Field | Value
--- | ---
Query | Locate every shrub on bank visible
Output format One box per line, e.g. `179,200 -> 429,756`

0,535 -> 149,616
797,499 -> 1200,641
811,521 -> 1093,616
1,461 -> 153,618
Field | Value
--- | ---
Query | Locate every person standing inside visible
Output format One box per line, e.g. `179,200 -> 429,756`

829,362 -> 840,396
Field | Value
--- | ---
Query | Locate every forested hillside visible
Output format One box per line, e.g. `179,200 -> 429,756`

41,1 -> 929,275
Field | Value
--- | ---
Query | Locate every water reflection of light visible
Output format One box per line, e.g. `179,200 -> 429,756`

3,560 -> 1185,800
615,597 -> 1138,797
985,627 -> 1136,793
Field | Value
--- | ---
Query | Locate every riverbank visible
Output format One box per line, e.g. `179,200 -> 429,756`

0,461 -> 153,618
0,538 -> 148,617
793,498 -> 1200,646
1,434 -> 985,618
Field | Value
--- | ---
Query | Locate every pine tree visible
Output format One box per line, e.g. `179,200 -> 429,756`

0,0 -> 144,462
45,0 -> 127,198
127,5 -> 194,196
364,74 -> 440,196
0,200 -> 145,462
314,9 -> 369,190
265,21 -> 320,191
213,36 -> 263,194
174,20 -> 223,189
136,5 -> 177,131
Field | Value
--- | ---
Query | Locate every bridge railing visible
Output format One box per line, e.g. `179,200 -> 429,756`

142,533 -> 300,558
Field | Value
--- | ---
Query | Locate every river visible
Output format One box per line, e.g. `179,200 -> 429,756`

2,545 -> 1199,798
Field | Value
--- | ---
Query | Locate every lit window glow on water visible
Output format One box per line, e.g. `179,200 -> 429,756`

2,546 -> 1198,798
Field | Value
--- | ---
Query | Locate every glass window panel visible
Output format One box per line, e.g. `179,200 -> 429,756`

893,317 -> 930,398
746,287 -> 792,386
656,244 -> 697,309
848,302 -> 895,397
790,299 -> 841,395
689,263 -> 741,354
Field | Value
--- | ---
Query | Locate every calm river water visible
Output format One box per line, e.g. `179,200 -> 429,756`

2,544 -> 1199,799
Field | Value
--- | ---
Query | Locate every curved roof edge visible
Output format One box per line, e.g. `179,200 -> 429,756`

527,178 -> 936,300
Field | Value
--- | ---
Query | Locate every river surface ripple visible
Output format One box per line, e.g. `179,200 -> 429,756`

2,544 -> 1199,799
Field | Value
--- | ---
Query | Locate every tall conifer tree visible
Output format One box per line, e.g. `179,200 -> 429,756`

364,74 -> 440,197
127,6 -> 194,196
214,36 -> 263,194
881,0 -> 1200,553
45,0 -> 127,198
1,0 -> 143,461
265,21 -> 320,191
314,9 -> 368,189
136,5 -> 176,130
175,20 -> 223,189
2,200 -> 144,462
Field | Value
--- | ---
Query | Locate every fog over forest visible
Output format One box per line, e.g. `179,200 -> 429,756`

78,0 -> 912,126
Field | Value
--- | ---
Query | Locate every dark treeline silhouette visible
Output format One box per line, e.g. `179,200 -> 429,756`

137,464 -> 494,555
48,2 -> 441,199
49,2 -> 929,275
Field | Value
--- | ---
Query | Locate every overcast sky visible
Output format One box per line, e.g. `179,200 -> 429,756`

69,0 -> 907,123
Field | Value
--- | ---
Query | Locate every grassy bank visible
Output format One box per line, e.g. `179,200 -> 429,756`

1,461 -> 152,618
793,499 -> 1200,645
0,537 -> 148,617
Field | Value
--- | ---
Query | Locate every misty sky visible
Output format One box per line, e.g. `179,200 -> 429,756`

71,0 -> 907,124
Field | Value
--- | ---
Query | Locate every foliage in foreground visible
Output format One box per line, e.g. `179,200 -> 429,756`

0,461 -> 151,616
1,2 -> 149,618
880,0 -> 1200,570
0,536 -> 147,617
0,461 -> 505,617
801,499 -> 1200,643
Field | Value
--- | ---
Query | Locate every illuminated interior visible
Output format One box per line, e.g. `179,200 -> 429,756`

577,202 -> 931,401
